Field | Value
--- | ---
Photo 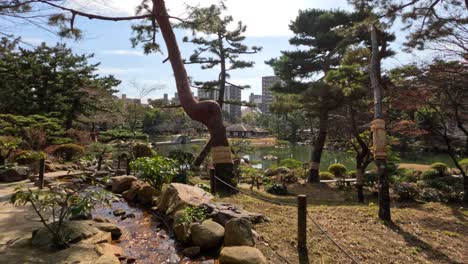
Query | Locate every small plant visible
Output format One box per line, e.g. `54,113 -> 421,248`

10,179 -> 112,249
395,182 -> 419,202
265,183 -> 288,195
131,156 -> 177,190
132,143 -> 153,159
181,206 -> 207,224
86,143 -> 113,170
421,169 -> 440,180
0,136 -> 21,165
168,149 -> 194,173
328,163 -> 347,178
278,158 -> 303,169
241,165 -> 262,190
319,172 -> 334,180
13,150 -> 45,165
430,162 -> 448,177
53,144 -> 85,161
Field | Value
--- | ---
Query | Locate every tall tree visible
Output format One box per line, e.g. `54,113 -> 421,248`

267,9 -> 357,183
0,40 -> 120,129
326,47 -> 373,202
183,3 -> 261,169
2,0 -> 238,192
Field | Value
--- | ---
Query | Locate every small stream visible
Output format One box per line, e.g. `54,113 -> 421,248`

93,201 -> 214,264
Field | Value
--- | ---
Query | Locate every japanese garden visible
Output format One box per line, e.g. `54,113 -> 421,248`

0,0 -> 467,263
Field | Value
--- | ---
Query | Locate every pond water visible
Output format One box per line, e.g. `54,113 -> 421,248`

155,142 -> 455,170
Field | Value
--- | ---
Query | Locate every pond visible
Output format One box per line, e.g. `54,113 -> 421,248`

155,142 -> 456,170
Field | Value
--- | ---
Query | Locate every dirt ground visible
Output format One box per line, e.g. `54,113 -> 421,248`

217,183 -> 468,264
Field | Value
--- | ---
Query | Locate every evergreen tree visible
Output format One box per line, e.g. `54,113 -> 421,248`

182,3 -> 261,169
267,9 -> 357,183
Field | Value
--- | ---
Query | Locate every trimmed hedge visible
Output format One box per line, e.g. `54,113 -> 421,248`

328,163 -> 347,177
53,144 -> 85,161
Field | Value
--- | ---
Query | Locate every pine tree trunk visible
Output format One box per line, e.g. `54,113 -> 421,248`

308,108 -> 328,183
370,24 -> 391,221
153,0 -> 235,192
356,166 -> 364,203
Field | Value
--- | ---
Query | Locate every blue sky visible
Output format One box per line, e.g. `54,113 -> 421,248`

2,0 -> 430,101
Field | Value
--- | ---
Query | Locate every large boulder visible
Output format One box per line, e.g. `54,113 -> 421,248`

190,220 -> 224,249
93,222 -> 123,240
32,221 -> 100,248
219,246 -> 267,264
201,203 -> 266,226
122,180 -> 142,201
111,175 -> 137,194
0,167 -> 29,182
157,183 -> 213,217
136,183 -> 160,205
224,218 -> 255,246
53,243 -> 120,264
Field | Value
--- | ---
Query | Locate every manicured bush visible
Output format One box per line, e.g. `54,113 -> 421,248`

279,158 -> 303,169
390,168 -> 421,184
319,172 -> 334,180
99,129 -> 148,142
430,162 -> 448,176
13,150 -> 45,165
131,156 -> 177,190
348,170 -> 357,178
328,163 -> 347,178
132,144 -> 153,159
52,144 -> 85,161
421,169 -> 440,180
394,182 -> 419,202
265,183 -> 288,195
458,158 -> 468,171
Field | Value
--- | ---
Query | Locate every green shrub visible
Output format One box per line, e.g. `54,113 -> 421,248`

168,149 -> 194,173
49,137 -> 74,145
394,182 -> 419,202
99,129 -> 148,142
132,144 -> 153,159
265,183 -> 288,195
430,162 -> 448,176
458,158 -> 468,171
278,158 -> 303,169
348,170 -> 357,178
423,176 -> 463,192
421,169 -> 440,180
319,172 -> 334,180
52,144 -> 85,161
10,179 -> 113,249
328,163 -> 347,178
180,206 -> 207,224
13,150 -> 45,165
131,156 -> 177,190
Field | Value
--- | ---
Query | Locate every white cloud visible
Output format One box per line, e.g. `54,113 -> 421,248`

102,49 -> 144,56
64,0 -> 349,37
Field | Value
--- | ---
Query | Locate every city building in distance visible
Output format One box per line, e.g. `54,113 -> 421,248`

261,76 -> 282,113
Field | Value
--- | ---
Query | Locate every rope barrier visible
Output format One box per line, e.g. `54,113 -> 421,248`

307,213 -> 360,264
213,175 -> 360,264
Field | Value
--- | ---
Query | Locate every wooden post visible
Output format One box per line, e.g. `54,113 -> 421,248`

297,194 -> 309,264
209,167 -> 216,195
38,158 -> 45,189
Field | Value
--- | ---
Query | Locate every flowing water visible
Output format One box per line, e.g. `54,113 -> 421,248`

93,201 -> 214,264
